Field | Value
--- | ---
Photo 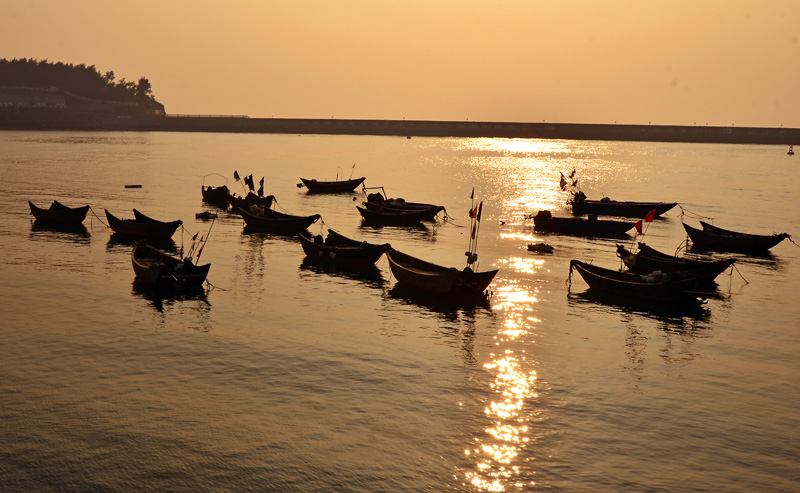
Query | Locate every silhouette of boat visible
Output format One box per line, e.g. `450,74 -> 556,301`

298,229 -> 388,266
28,200 -> 90,225
105,209 -> 182,239
682,221 -> 790,254
532,210 -> 634,236
131,240 -> 210,288
238,207 -> 321,233
299,176 -> 366,193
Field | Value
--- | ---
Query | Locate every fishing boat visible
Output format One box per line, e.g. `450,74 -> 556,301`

569,191 -> 678,218
362,187 -> 445,220
28,200 -> 90,225
201,184 -> 231,208
227,192 -> 275,213
616,243 -> 735,278
683,221 -> 790,254
298,229 -> 389,266
105,209 -> 182,239
532,210 -> 634,236
385,193 -> 497,297
238,206 -> 321,232
131,240 -> 210,288
356,205 -> 432,226
386,248 -> 498,296
298,176 -> 366,193
569,260 -> 707,303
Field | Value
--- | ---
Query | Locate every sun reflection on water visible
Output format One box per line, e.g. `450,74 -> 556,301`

464,276 -> 540,491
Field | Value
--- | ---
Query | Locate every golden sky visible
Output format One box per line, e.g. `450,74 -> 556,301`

3,0 -> 799,127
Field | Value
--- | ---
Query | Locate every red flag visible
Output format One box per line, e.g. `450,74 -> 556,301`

468,207 -> 476,218
471,224 -> 477,239
477,202 -> 483,222
196,245 -> 204,259
644,208 -> 657,223
634,219 -> 643,235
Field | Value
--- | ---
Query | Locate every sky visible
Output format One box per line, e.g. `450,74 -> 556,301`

3,0 -> 800,127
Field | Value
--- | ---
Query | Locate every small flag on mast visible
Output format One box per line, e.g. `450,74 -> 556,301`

234,170 -> 240,181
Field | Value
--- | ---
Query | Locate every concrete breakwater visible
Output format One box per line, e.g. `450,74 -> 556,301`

2,109 -> 798,145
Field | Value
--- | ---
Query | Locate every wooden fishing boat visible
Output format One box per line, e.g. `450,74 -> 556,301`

616,243 -> 735,279
299,176 -> 366,193
298,229 -> 389,266
131,240 -> 210,288
569,259 -> 706,302
105,209 -> 182,239
569,192 -> 677,218
356,205 -> 432,226
683,221 -> 790,253
238,207 -> 321,232
227,192 -> 275,213
201,185 -> 231,208
28,200 -> 90,225
532,210 -> 634,236
363,189 -> 445,220
386,248 -> 498,296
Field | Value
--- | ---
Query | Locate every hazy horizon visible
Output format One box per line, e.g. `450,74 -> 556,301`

4,1 -> 799,127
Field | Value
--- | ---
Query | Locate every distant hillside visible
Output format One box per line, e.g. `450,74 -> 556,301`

0,58 -> 164,114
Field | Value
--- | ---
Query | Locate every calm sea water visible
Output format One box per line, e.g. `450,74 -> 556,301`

1,130 -> 799,492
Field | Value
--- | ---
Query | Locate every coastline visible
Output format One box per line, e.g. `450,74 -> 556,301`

1,108 -> 798,145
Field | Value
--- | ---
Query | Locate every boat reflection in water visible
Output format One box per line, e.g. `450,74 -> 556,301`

30,221 -> 91,244
567,290 -> 711,324
298,258 -> 387,289
131,280 -> 211,315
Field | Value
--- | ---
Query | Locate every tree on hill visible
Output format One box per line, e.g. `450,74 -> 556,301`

0,58 -> 163,113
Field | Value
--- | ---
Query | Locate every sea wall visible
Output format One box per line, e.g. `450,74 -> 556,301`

2,109 -> 798,145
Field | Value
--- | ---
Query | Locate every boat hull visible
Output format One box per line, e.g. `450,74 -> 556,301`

386,248 -> 498,296
570,259 -> 704,302
298,230 -> 388,266
238,207 -> 321,232
300,177 -> 366,193
356,205 -> 431,226
29,200 -> 90,225
105,209 -> 182,239
533,211 -> 633,237
571,199 -> 677,218
131,241 -> 210,288
683,222 -> 789,254
617,243 -> 735,278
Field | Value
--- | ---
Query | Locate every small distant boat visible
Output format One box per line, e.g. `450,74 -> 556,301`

105,209 -> 182,239
616,243 -> 735,279
298,176 -> 366,193
238,206 -> 321,232
386,248 -> 498,296
131,240 -> 210,288
28,200 -> 90,225
532,210 -> 634,237
356,205 -> 432,226
298,229 -> 389,266
569,260 -> 707,303
201,185 -> 231,208
569,191 -> 677,218
527,243 -> 554,254
682,221 -> 790,254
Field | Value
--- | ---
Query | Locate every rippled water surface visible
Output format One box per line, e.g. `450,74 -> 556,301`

1,131 -> 799,491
